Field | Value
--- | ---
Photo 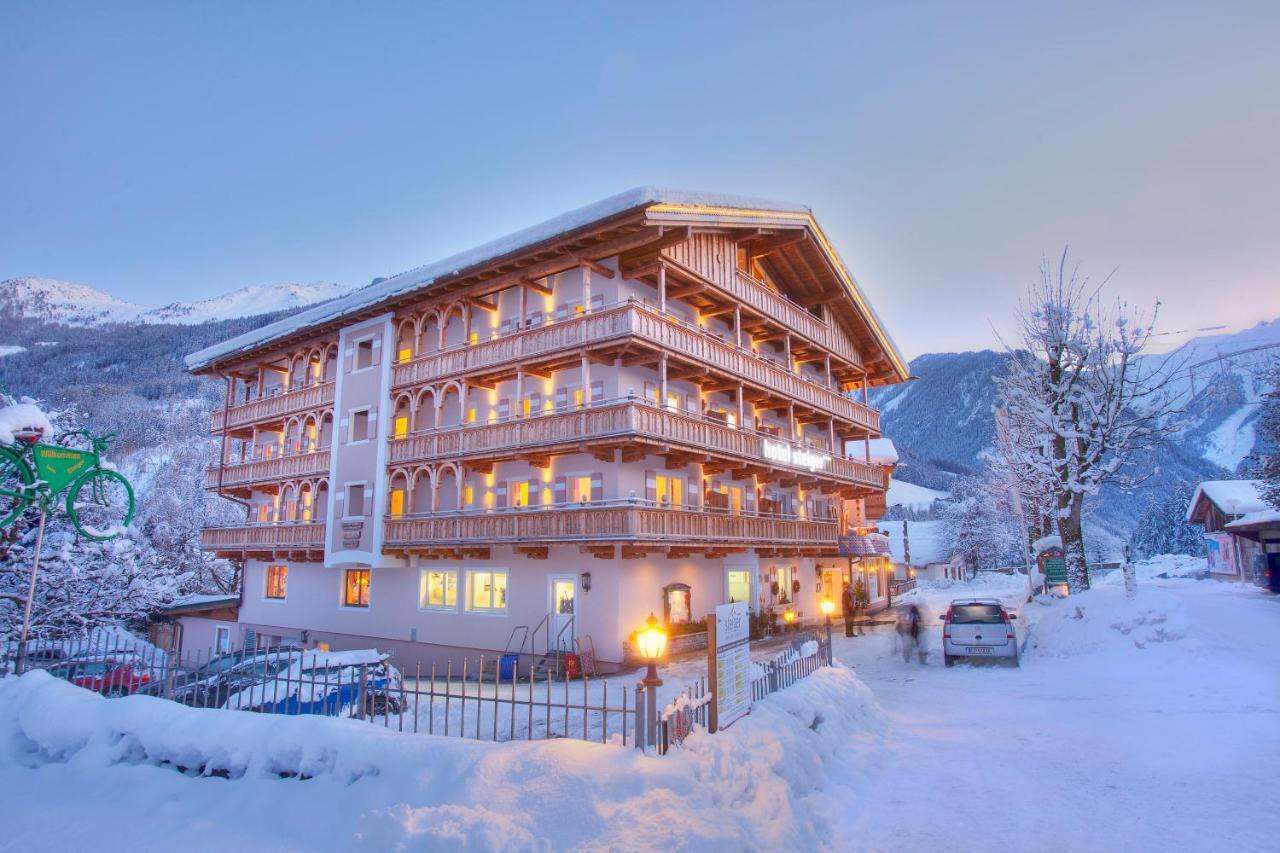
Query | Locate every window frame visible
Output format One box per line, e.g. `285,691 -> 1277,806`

264,564 -> 288,600
419,568 -> 459,612
348,407 -> 371,444
342,568 -> 371,609
352,337 -> 375,372
465,569 -> 509,615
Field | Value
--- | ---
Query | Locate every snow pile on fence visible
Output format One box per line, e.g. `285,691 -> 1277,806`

0,666 -> 885,850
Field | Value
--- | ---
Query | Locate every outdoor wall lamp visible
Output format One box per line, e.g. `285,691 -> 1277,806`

580,571 -> 592,592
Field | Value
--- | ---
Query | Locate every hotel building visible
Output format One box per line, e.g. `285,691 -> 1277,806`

188,188 -> 909,669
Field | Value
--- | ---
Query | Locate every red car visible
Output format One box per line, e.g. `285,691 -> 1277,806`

48,659 -> 151,696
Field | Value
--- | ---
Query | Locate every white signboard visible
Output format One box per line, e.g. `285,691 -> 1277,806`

713,601 -> 752,729
762,439 -> 830,472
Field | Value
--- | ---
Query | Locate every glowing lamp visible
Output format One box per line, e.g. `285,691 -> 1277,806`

820,599 -> 835,618
636,613 -> 667,687
783,609 -> 796,625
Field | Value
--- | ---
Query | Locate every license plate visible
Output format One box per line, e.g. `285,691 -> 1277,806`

966,647 -> 992,654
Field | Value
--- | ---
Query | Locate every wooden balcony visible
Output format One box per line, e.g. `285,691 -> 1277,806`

392,303 -> 879,431
724,270 -> 862,367
205,449 -> 332,490
210,381 -> 335,433
382,504 -> 839,549
389,401 -> 884,490
199,522 -> 326,554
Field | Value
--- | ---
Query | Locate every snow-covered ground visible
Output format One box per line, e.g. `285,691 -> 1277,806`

0,556 -> 1275,851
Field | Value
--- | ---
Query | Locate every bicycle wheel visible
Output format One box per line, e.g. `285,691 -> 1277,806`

66,468 -> 135,541
0,447 -> 34,529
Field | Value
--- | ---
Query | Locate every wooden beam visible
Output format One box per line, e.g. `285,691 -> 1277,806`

467,295 -> 498,313
577,257 -> 616,279
522,277 -> 553,296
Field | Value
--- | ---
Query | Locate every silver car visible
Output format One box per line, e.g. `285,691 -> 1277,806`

939,599 -> 1019,666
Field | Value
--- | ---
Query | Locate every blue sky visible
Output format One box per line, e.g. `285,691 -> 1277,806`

2,2 -> 1277,357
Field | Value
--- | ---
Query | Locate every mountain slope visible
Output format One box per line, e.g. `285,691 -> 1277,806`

0,277 -> 350,326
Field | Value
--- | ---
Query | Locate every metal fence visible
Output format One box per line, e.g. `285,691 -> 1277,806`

12,628 -> 833,756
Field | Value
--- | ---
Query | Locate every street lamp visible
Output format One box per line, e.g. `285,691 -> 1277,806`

636,613 -> 667,751
783,609 -> 796,631
820,598 -> 835,663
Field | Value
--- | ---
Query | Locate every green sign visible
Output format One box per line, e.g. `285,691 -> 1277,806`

1043,556 -> 1067,585
32,445 -> 95,493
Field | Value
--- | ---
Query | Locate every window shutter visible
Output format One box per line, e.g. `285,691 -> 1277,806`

343,345 -> 354,374
590,473 -> 603,502
368,407 -> 378,435
498,398 -> 510,420
554,476 -> 567,505
591,293 -> 604,310
591,381 -> 604,402
496,483 -> 507,509
362,490 -> 373,517
645,470 -> 657,503
528,310 -> 543,327
371,338 -> 382,365
554,388 -> 568,411
529,393 -> 542,415
644,381 -> 658,406
555,303 -> 569,320
527,478 -> 539,507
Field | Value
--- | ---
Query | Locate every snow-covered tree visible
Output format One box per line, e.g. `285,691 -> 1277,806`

1128,481 -> 1204,560
1252,361 -> 1280,509
997,250 -> 1182,592
942,464 -> 1025,573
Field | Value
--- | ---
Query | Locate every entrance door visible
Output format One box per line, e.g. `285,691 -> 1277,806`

549,575 -> 576,652
727,486 -> 743,514
821,568 -> 843,611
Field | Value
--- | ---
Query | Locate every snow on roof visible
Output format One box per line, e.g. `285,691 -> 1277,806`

1033,535 -> 1063,555
883,520 -> 951,566
865,438 -> 898,465
1185,480 -> 1268,522
184,187 -> 811,371
1225,508 -> 1280,531
163,592 -> 239,612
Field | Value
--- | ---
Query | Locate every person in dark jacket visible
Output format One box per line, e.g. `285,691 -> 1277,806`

841,583 -> 858,637
897,603 -> 925,663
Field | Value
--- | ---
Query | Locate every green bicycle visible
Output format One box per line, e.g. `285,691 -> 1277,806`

0,428 -> 135,541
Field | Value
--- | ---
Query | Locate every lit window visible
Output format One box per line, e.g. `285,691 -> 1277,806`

655,475 -> 684,506
300,491 -> 313,522
510,481 -> 530,507
469,331 -> 479,345
467,571 -> 508,613
727,570 -> 750,605
420,570 -> 458,610
265,565 -> 288,599
343,569 -> 370,608
463,485 -> 474,507
393,414 -> 409,439
389,489 -> 406,519
398,346 -> 413,363
307,422 -> 317,450
257,503 -> 270,523
467,407 -> 477,424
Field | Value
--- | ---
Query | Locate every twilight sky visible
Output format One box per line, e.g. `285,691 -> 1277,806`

2,2 -> 1277,359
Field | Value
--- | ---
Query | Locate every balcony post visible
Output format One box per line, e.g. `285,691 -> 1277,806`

829,418 -> 837,452
659,352 -> 668,409
582,265 -> 592,314
733,304 -> 742,348
824,354 -> 832,388
737,382 -> 746,428
784,335 -> 792,371
658,261 -> 667,316
581,352 -> 592,408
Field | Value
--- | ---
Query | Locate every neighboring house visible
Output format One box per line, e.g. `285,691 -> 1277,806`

884,519 -> 960,581
1186,480 -> 1274,587
151,594 -> 241,658
187,188 -> 909,670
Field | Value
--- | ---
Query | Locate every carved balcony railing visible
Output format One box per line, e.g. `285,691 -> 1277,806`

388,400 -> 884,489
383,502 -> 839,548
210,381 -> 335,433
199,522 -> 326,551
205,449 -> 332,490
392,303 -> 879,431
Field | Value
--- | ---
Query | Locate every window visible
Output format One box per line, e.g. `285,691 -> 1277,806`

727,570 -> 750,605
775,566 -> 793,603
257,503 -> 271,523
510,480 -> 531,508
265,564 -> 288,599
345,483 -> 366,518
569,475 -> 593,503
215,626 -> 231,654
349,409 -> 370,442
343,569 -> 370,607
389,488 -> 405,519
467,571 -> 508,613
646,472 -> 684,506
420,570 -> 458,610
393,412 -> 409,439
664,583 -> 692,624
300,490 -> 313,522
463,485 -> 475,508
355,339 -> 374,370
398,344 -> 413,363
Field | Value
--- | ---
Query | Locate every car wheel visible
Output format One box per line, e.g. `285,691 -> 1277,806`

944,654 -> 955,668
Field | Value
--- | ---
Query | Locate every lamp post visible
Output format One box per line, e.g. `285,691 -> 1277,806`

820,598 -> 835,664
783,609 -> 796,632
635,613 -> 668,751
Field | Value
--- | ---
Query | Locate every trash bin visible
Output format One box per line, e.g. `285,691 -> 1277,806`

499,653 -> 520,681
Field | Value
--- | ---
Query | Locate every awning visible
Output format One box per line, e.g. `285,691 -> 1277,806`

838,533 -> 891,557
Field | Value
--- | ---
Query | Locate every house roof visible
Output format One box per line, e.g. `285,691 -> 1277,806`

1185,480 -> 1268,524
883,520 -> 951,566
159,593 -> 240,615
1225,508 -> 1280,534
184,187 -> 908,382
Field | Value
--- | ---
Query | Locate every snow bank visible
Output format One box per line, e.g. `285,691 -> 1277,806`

0,666 -> 885,850
896,571 -> 1030,621
0,403 -> 52,444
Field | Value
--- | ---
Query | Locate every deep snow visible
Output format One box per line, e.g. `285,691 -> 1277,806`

0,556 -> 1275,851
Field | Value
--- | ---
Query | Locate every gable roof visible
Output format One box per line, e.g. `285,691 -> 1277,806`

1185,480 -> 1268,523
185,187 -> 907,380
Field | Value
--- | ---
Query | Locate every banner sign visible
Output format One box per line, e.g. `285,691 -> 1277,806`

711,602 -> 751,729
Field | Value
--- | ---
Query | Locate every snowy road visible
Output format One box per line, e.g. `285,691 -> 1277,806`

825,572 -> 1280,852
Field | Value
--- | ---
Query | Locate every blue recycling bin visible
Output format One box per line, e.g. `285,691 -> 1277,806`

498,653 -> 520,681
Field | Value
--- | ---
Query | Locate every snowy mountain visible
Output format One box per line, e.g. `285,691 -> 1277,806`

873,319 -> 1280,539
0,277 -> 350,326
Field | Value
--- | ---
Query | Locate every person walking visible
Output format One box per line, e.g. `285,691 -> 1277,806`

898,603 -> 925,663
841,582 -> 857,637
852,579 -> 868,636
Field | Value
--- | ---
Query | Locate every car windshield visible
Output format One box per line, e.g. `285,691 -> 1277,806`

951,604 -> 1005,624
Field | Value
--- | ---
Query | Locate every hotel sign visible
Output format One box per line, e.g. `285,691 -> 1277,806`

707,601 -> 751,731
762,439 -> 830,473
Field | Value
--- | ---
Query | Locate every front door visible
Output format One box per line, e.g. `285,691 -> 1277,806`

821,568 -> 843,612
549,576 -> 576,652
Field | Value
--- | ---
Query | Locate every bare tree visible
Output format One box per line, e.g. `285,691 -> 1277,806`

997,250 -> 1182,593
